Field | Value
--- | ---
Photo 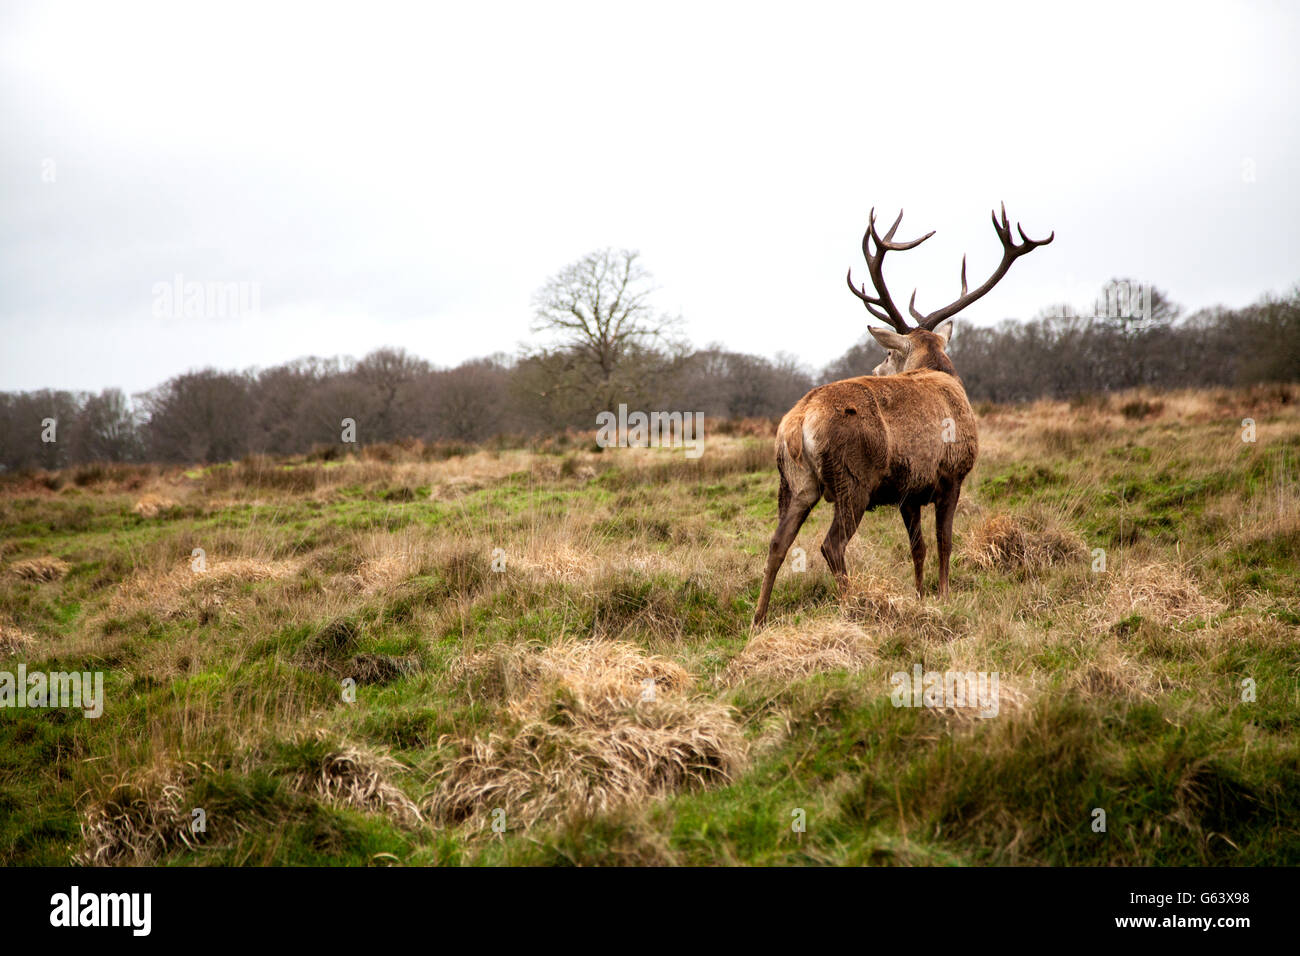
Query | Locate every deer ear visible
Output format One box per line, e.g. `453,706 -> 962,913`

868,327 -> 911,353
932,319 -> 954,347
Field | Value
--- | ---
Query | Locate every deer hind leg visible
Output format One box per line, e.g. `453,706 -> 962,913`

753,469 -> 819,627
820,493 -> 867,595
900,499 -> 926,597
934,481 -> 961,598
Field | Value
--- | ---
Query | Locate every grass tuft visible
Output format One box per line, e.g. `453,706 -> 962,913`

8,555 -> 71,582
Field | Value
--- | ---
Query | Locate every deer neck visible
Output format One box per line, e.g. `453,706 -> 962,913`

906,346 -> 958,379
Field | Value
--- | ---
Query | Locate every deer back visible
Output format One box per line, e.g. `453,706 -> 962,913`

779,370 -> 977,506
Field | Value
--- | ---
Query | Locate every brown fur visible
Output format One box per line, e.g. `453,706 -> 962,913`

753,329 -> 978,625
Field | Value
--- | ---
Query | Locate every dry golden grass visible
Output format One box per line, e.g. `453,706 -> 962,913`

431,640 -> 745,829
75,764 -> 198,866
961,512 -> 1087,572
839,572 -> 956,640
928,670 -> 1031,725
349,551 -> 421,594
1206,614 -> 1296,648
455,639 -> 693,706
514,542 -> 593,582
1067,651 -> 1167,702
1100,560 -> 1225,628
110,556 -> 299,620
976,385 -> 1297,465
724,620 -> 874,683
427,475 -> 486,501
428,698 -> 745,831
132,493 -> 178,518
77,737 -> 424,866
7,555 -> 70,582
513,541 -> 684,583
0,620 -> 35,656
286,734 -> 423,828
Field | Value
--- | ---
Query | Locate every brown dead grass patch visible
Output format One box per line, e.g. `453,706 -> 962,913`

110,556 -> 298,620
725,620 -> 874,683
454,639 -> 693,705
8,555 -> 71,582
1101,560 -> 1225,628
76,740 -> 423,865
1067,654 -> 1165,702
512,543 -> 685,583
932,671 -> 1030,724
961,512 -> 1087,572
840,573 -> 956,639
75,764 -> 208,866
621,552 -> 685,576
0,621 -> 36,656
430,640 -> 745,829
286,735 -> 423,828
347,652 -> 421,684
894,666 -> 1031,725
427,475 -> 486,501
133,493 -> 179,518
349,551 -> 420,593
515,543 -> 593,582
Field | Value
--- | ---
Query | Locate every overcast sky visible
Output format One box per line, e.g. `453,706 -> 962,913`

2,0 -> 1297,395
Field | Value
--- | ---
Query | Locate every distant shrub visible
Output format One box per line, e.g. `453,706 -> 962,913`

1120,399 -> 1164,420
306,443 -> 342,462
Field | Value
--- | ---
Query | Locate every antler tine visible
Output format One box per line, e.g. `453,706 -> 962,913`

909,254 -> 969,324
845,269 -> 900,327
873,208 -> 935,251
914,202 -> 1054,330
847,207 -> 935,332
880,208 -> 900,241
1017,222 -> 1055,248
908,289 -> 923,323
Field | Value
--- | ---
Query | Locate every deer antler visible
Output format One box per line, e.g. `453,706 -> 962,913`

907,202 -> 1054,330
845,208 -> 935,332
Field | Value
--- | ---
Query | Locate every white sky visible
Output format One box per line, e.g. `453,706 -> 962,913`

2,0 -> 1297,394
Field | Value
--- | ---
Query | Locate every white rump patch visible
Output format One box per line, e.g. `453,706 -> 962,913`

801,420 -> 817,458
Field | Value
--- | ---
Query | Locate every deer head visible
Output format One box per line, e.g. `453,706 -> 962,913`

869,322 -> 952,375
847,203 -> 1054,374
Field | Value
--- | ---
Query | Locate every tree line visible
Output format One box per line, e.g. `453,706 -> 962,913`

2,248 -> 1296,470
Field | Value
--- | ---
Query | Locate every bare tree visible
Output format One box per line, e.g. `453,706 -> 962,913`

427,358 -> 512,441
351,347 -> 431,440
250,357 -> 340,454
139,370 -> 252,463
529,248 -> 681,412
73,388 -> 142,462
0,389 -> 82,470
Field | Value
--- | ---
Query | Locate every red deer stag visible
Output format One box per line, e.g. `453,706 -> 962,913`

752,203 -> 1053,626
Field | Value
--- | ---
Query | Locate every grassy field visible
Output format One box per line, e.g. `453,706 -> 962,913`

1,384 -> 1298,866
